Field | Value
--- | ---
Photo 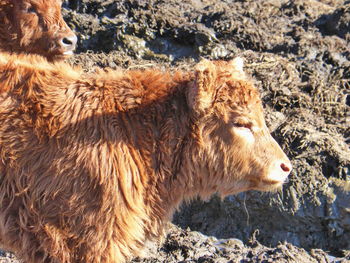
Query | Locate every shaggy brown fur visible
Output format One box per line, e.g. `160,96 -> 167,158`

0,53 -> 292,263
0,0 -> 77,60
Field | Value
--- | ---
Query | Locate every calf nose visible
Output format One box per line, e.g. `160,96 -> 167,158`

266,160 -> 292,183
59,34 -> 78,54
280,162 -> 292,173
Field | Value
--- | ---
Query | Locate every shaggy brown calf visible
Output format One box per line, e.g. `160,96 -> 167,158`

0,0 -> 77,60
0,53 -> 292,263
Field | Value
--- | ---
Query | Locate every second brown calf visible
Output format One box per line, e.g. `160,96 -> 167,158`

0,0 -> 77,60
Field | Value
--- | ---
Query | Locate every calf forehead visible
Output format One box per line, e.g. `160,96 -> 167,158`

215,80 -> 265,124
23,0 -> 61,5
225,101 -> 265,126
16,0 -> 61,11
14,0 -> 64,28
217,80 -> 261,109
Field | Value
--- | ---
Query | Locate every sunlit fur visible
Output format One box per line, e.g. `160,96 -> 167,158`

0,0 -> 75,60
0,53 -> 291,263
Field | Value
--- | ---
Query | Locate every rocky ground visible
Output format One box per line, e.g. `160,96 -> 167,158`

1,0 -> 349,262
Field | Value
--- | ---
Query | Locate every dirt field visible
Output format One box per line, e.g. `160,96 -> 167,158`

1,0 -> 349,262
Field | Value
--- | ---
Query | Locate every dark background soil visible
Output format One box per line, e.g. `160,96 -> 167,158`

1,0 -> 349,262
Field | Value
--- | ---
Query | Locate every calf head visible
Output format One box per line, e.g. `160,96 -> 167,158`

0,0 -> 77,60
189,58 -> 292,197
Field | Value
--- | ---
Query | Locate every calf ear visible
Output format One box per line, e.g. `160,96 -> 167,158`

188,59 -> 218,115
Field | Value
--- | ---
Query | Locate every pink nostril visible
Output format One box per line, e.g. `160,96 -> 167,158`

280,163 -> 291,173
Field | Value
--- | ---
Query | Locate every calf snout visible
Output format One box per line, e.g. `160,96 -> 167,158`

58,33 -> 78,55
280,162 -> 292,173
266,159 -> 292,184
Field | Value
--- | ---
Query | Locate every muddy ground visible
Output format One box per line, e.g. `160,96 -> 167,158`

1,0 -> 349,262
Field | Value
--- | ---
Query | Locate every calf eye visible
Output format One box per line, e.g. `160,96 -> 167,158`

231,121 -> 255,143
28,7 -> 36,13
23,6 -> 37,14
232,122 -> 253,130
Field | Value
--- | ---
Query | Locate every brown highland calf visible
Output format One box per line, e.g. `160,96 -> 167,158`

0,52 -> 292,263
0,0 -> 77,60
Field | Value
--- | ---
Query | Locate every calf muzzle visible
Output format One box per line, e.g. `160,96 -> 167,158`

58,33 -> 78,56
